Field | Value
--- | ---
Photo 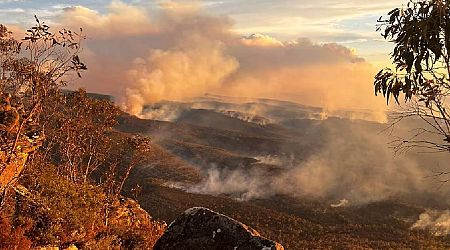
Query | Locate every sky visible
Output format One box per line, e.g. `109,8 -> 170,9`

0,0 -> 406,66
0,0 -> 408,121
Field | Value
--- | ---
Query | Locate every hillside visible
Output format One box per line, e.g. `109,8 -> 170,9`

4,3 -> 450,248
116,96 -> 450,249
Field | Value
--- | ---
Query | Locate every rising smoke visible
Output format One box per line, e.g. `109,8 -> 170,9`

412,210 -> 450,236
6,0 -> 450,239
183,112 -> 449,205
12,0 -> 450,234
24,0 -> 450,214
52,0 -> 388,122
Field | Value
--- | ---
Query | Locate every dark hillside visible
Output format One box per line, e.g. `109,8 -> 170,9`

114,98 -> 450,249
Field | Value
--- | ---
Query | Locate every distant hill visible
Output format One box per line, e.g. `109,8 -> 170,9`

61,89 -> 114,101
115,95 -> 450,248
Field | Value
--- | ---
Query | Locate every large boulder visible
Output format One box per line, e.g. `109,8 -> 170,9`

154,207 -> 284,250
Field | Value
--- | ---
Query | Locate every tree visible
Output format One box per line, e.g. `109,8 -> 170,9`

1,16 -> 87,131
41,89 -> 120,183
0,19 -> 150,197
0,17 -> 87,195
375,0 -> 450,154
40,89 -> 152,196
0,20 -> 166,249
0,17 -> 145,196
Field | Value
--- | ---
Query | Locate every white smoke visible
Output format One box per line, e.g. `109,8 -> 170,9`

124,37 -> 239,115
186,167 -> 272,201
330,199 -> 350,208
45,1 -> 389,123
183,117 -> 448,205
412,210 -> 450,236
254,155 -> 283,166
139,103 -> 188,121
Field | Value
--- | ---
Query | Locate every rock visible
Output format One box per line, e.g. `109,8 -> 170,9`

108,197 -> 155,229
154,207 -> 284,250
0,92 -> 42,192
65,244 -> 78,250
0,134 -> 41,192
0,151 -> 28,192
36,244 -> 77,250
36,247 -> 59,250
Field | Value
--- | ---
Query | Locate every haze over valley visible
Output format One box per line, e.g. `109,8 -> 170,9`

2,0 -> 450,249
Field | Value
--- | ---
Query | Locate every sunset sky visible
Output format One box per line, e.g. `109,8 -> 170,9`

0,0 -> 406,66
0,0 -> 407,121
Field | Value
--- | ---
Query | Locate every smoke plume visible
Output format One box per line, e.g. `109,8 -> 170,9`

185,115 -> 448,205
8,0 -> 449,211
47,1 -> 388,122
412,210 -> 450,236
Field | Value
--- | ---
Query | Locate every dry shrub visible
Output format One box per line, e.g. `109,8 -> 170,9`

14,163 -> 165,249
0,214 -> 32,250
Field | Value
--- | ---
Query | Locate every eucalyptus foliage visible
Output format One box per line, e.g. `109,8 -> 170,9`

376,0 -> 450,152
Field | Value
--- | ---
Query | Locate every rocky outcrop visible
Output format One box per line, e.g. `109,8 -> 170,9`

107,197 -> 165,231
0,92 -> 41,193
154,207 -> 284,250
12,184 -> 165,249
0,150 -> 28,192
0,130 -> 41,192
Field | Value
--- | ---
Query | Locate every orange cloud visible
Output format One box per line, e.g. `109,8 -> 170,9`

32,1 -> 387,122
240,33 -> 284,47
60,2 -> 156,38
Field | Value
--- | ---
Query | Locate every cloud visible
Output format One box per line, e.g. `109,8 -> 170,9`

224,37 -> 387,121
201,0 -> 407,37
202,0 -> 407,26
240,33 -> 284,47
11,1 -> 387,122
0,0 -> 23,3
60,2 -> 156,37
200,0 -> 404,66
0,7 -> 24,13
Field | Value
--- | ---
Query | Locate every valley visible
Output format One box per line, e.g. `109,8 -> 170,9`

117,96 -> 450,249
